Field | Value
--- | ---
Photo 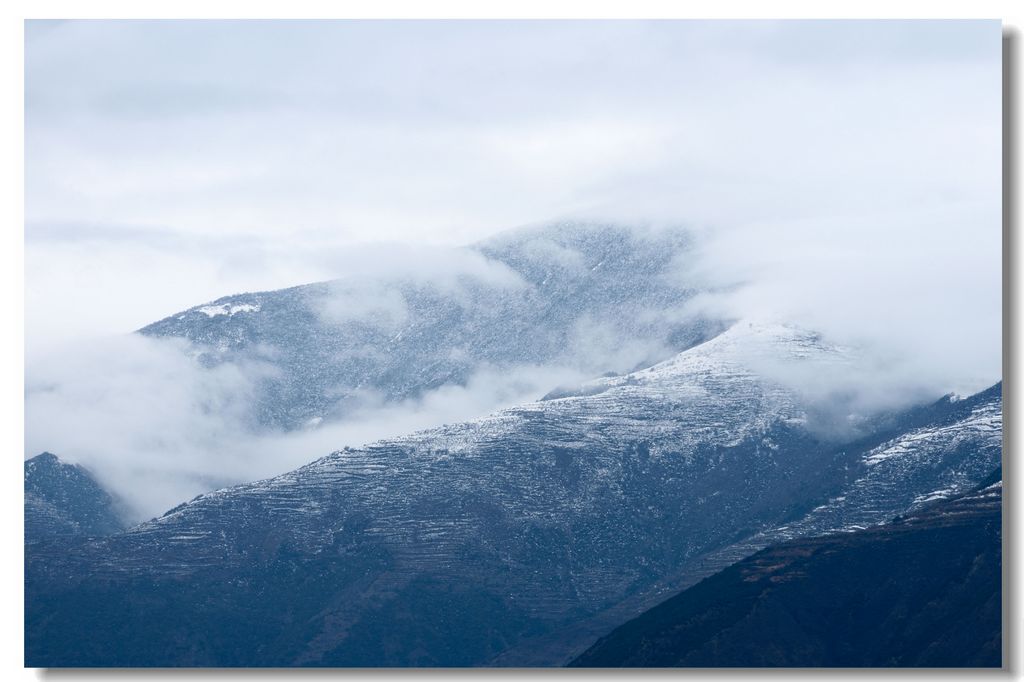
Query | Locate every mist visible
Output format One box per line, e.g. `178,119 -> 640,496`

25,330 -> 603,520
24,20 -> 1002,519
674,203 -> 1001,409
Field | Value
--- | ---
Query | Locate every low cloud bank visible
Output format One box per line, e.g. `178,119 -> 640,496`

674,204 -> 1001,411
25,334 -> 595,521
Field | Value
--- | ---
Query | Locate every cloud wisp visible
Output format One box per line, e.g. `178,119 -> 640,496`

25,332 -> 600,521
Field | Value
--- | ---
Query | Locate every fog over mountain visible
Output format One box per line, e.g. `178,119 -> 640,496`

24,21 -> 1001,522
26,223 -> 720,517
23,20 -> 1002,669
25,320 -> 1002,665
25,220 -> 1001,520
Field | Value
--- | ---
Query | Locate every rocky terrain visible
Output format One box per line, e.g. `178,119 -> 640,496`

25,322 -> 1002,666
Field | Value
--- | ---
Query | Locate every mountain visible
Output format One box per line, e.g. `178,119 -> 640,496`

139,222 -> 721,430
24,452 -> 126,540
496,381 -> 1003,666
25,324 -> 1001,666
570,476 -> 1002,667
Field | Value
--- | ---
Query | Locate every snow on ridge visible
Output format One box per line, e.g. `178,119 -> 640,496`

360,320 -> 826,461
583,319 -> 846,389
912,486 -> 958,505
196,302 -> 261,318
862,401 -> 1002,467
144,319 -> 826,527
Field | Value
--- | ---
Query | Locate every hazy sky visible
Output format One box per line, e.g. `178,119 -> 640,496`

26,19 -> 1000,341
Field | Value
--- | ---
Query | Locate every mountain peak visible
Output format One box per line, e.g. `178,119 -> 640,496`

138,223 -> 719,432
25,452 -> 126,540
27,451 -> 61,465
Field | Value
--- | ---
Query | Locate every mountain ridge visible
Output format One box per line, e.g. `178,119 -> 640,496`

570,475 -> 1002,667
26,321 -> 1001,666
137,222 -> 722,431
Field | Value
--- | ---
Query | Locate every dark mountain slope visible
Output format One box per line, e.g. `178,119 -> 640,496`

570,478 -> 1002,668
25,452 -> 126,540
25,324 -> 1001,667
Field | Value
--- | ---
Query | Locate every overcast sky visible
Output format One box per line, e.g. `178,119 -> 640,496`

26,19 -> 1000,343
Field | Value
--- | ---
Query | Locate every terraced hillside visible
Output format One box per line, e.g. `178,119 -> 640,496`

25,324 -> 1002,666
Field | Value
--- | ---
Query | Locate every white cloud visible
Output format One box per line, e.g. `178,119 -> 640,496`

24,333 -> 591,521
677,203 -> 1001,401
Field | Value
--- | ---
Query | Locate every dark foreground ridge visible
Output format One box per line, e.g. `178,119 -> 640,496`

570,476 -> 1002,668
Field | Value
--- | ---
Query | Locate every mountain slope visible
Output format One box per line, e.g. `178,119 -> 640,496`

495,382 -> 1003,665
24,453 -> 126,540
25,324 -> 1002,666
570,477 -> 1002,667
139,222 -> 719,430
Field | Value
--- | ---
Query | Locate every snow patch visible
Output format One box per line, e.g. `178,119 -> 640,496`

197,303 -> 261,318
912,486 -> 958,505
863,402 -> 1001,467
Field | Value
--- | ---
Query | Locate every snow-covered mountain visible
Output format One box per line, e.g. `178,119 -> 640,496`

139,222 -> 721,430
25,322 -> 1001,666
